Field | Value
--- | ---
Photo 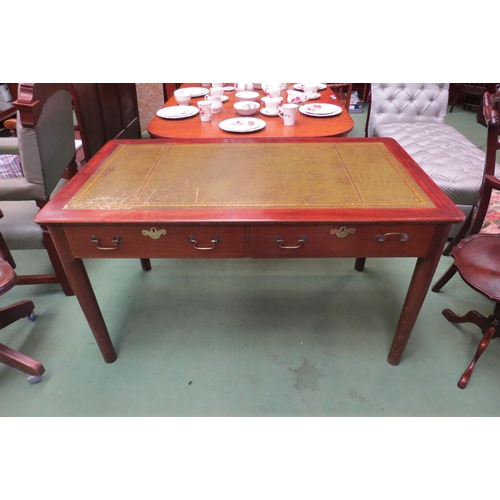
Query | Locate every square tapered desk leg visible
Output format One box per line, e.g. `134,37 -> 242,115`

48,226 -> 117,363
387,224 -> 451,365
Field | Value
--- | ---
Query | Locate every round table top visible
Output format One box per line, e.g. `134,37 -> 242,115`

147,84 -> 355,140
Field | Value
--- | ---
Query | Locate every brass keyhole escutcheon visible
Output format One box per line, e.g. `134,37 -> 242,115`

330,227 -> 356,238
142,228 -> 166,240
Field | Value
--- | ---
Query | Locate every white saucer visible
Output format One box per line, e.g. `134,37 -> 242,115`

219,118 -> 266,133
306,92 -> 321,100
156,106 -> 199,119
299,103 -> 342,117
224,86 -> 235,91
261,108 -> 279,116
221,95 -> 229,102
183,87 -> 209,97
293,83 -> 327,91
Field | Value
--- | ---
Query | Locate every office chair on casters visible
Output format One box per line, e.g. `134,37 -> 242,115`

432,88 -> 500,389
0,245 -> 44,384
0,83 -> 78,296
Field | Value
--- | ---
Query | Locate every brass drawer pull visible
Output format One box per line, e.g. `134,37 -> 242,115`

330,227 -> 356,238
375,232 -> 409,243
90,235 -> 122,250
274,235 -> 307,249
188,236 -> 220,250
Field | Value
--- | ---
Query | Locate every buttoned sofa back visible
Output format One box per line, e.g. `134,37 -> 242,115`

366,83 -> 449,138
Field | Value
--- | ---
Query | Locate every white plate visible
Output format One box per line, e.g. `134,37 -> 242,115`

219,118 -> 266,133
224,86 -> 235,91
293,83 -> 327,91
261,108 -> 279,116
183,87 -> 209,97
299,103 -> 342,117
156,106 -> 199,119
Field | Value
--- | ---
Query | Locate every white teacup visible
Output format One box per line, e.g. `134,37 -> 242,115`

278,103 -> 298,126
210,86 -> 224,97
262,96 -> 282,113
197,101 -> 213,122
304,83 -> 319,98
265,87 -> 281,98
174,89 -> 191,106
212,83 -> 224,88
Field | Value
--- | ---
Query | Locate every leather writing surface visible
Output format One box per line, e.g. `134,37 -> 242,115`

65,143 -> 435,210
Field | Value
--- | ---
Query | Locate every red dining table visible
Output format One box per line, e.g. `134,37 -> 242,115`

147,83 -> 355,140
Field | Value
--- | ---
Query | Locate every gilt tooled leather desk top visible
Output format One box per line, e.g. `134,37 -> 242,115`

66,142 -> 433,211
35,138 -> 464,226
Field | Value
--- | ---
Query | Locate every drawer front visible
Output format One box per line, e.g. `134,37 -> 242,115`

64,225 -> 245,258
250,224 -> 436,258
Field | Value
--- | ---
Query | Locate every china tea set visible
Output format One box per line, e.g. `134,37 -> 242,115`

164,82 -> 332,131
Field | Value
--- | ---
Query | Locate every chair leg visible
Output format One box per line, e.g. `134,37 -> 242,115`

41,227 -> 74,296
0,300 -> 35,329
458,325 -> 496,389
0,232 -> 17,270
442,210 -> 474,256
432,263 -> 459,292
0,342 -> 45,377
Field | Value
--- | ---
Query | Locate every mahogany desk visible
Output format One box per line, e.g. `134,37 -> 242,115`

147,84 -> 355,139
35,137 -> 464,365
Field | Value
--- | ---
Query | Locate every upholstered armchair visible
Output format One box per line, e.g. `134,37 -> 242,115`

0,83 -> 78,295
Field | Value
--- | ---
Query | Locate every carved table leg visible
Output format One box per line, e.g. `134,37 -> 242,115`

442,309 -> 487,329
458,325 -> 496,389
48,225 -> 117,363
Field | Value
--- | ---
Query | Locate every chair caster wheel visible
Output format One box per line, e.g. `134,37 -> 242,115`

27,311 -> 36,321
27,375 -> 42,384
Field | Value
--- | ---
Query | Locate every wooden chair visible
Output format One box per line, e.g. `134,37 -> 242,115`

440,88 -> 500,256
0,84 -> 79,296
0,255 -> 44,384
436,234 -> 500,388
432,88 -> 500,388
71,83 -> 142,164
328,83 -> 352,111
70,83 -> 151,273
449,83 -> 487,113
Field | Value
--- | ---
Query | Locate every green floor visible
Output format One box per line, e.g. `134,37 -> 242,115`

1,106 -> 499,417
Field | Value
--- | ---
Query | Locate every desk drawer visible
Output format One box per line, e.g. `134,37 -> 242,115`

250,224 -> 435,258
64,225 -> 245,258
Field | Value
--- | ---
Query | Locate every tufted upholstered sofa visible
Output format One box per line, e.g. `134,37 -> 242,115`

366,83 -> 499,236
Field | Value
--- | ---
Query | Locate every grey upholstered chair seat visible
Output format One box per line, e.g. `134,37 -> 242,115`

0,200 -> 43,249
371,122 -> 499,211
367,83 -> 497,237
